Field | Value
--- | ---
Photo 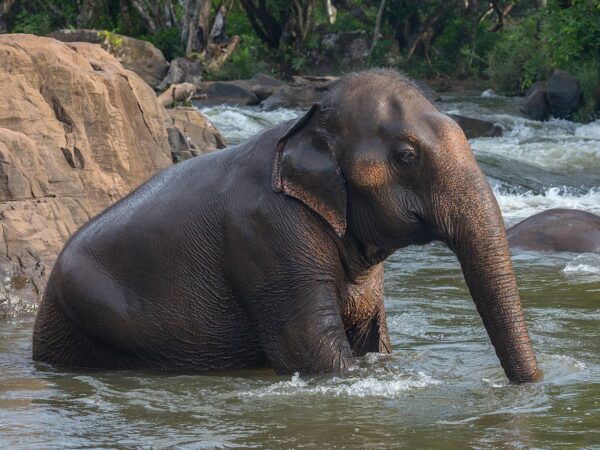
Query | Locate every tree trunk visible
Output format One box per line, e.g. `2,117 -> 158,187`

290,0 -> 316,50
210,1 -> 232,44
331,0 -> 372,26
205,35 -> 240,72
405,1 -> 457,63
0,0 -> 16,34
239,0 -> 286,49
325,0 -> 337,24
368,0 -> 386,63
130,0 -> 158,34
77,0 -> 101,28
183,0 -> 212,55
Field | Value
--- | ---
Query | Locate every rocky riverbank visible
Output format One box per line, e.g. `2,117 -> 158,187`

0,34 -> 224,317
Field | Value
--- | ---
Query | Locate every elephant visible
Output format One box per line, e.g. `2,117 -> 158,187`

507,208 -> 600,253
32,69 -> 542,383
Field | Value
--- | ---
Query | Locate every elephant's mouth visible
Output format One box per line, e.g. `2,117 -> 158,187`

398,213 -> 437,249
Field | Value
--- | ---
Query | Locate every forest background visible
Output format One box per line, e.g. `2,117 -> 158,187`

0,0 -> 598,121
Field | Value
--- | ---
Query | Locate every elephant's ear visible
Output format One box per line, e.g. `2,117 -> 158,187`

272,103 -> 347,237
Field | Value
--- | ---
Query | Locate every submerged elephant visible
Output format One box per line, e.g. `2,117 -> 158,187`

508,208 -> 600,253
33,70 -> 541,383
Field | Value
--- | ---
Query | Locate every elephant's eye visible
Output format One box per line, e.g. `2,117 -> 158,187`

395,144 -> 418,165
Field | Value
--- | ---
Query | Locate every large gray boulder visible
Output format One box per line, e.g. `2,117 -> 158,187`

246,73 -> 287,101
448,114 -> 503,138
158,57 -> 204,90
260,76 -> 337,110
196,80 -> 260,106
547,69 -> 580,118
521,88 -> 549,121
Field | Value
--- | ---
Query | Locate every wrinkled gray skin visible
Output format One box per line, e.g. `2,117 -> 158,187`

33,70 -> 542,383
508,209 -> 600,253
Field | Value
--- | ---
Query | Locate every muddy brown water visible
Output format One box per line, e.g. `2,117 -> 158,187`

1,94 -> 599,448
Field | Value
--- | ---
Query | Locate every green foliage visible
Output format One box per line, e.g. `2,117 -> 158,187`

573,61 -> 600,122
5,0 -> 598,121
206,35 -> 273,80
488,0 -> 600,120
543,0 -> 600,68
11,10 -> 55,35
488,15 -> 545,93
141,28 -> 184,60
98,30 -> 123,49
10,1 -> 79,35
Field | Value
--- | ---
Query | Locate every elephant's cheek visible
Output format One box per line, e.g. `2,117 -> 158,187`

348,157 -> 388,189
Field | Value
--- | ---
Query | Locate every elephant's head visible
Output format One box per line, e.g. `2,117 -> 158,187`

272,69 -> 541,383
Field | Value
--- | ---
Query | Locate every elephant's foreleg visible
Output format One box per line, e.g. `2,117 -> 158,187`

346,306 -> 392,356
249,282 -> 355,374
342,263 -> 391,356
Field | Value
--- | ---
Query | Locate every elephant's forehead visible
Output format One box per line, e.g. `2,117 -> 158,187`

334,90 -> 438,135
337,84 -> 433,118
340,97 -> 462,144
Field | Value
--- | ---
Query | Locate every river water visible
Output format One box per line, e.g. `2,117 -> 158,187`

1,94 -> 599,448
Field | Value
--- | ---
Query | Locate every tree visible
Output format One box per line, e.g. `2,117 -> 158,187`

128,0 -> 180,34
239,0 -> 321,50
0,0 -> 16,33
181,0 -> 212,54
239,0 -> 289,48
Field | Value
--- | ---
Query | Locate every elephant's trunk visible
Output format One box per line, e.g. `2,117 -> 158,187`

433,164 -> 542,383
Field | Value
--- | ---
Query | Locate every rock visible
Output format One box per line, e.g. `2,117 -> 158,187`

448,114 -> 503,139
167,107 -> 226,162
245,73 -> 286,101
476,153 -> 598,194
547,69 -> 580,119
253,85 -> 278,102
158,57 -> 204,90
521,88 -> 549,121
48,29 -> 169,88
250,73 -> 286,88
525,81 -> 546,97
158,83 -> 205,108
166,126 -> 195,163
0,34 -> 173,316
260,85 -> 318,110
196,80 -> 259,106
260,77 -> 338,110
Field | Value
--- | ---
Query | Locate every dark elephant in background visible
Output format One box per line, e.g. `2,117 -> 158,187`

33,69 -> 542,383
508,209 -> 600,253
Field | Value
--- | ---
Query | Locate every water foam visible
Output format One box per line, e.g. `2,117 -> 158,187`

563,254 -> 600,276
240,371 -> 441,399
494,187 -> 600,225
481,89 -> 500,98
574,120 -> 600,139
199,106 -> 300,144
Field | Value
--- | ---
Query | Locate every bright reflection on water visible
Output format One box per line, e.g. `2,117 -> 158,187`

1,96 -> 599,448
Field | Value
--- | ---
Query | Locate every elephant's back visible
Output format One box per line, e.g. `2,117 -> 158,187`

507,208 -> 600,253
